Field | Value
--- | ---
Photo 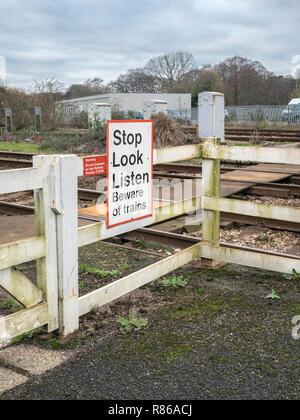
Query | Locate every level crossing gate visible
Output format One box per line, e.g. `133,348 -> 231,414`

1,140 -> 300,343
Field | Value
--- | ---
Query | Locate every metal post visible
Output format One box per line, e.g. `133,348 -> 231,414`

30,107 -> 42,143
1,108 -> 13,141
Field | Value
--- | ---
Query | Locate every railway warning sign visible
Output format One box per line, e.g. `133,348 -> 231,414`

83,155 -> 107,177
107,120 -> 153,228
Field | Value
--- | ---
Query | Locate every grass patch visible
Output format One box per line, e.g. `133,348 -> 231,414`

79,263 -> 120,278
0,299 -> 22,311
105,330 -> 193,362
161,275 -> 187,288
14,264 -> 35,272
171,298 -> 229,320
0,141 -> 54,154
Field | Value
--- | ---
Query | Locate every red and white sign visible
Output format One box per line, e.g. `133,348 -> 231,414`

107,120 -> 153,228
83,155 -> 107,177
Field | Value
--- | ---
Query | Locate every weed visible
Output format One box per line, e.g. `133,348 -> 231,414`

283,269 -> 300,281
14,264 -> 35,272
80,264 -> 120,278
0,299 -> 21,310
161,276 -> 187,288
117,310 -> 148,333
11,329 -> 40,345
258,234 -> 268,241
265,289 -> 281,300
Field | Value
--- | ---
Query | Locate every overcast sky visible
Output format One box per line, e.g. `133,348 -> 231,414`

0,0 -> 299,89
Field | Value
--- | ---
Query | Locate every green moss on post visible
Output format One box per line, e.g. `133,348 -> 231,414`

201,137 -> 221,267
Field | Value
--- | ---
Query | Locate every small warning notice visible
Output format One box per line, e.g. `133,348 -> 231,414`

107,120 -> 153,228
83,155 -> 107,177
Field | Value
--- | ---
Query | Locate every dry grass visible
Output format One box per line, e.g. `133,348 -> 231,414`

151,113 -> 188,147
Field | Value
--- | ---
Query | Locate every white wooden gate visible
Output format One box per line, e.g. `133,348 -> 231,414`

1,140 -> 300,343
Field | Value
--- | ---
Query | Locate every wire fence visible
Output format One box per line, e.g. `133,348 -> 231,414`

191,105 -> 300,126
167,108 -> 191,122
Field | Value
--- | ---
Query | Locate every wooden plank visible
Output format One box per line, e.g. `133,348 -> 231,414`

0,237 -> 45,271
245,163 -> 300,174
79,244 -> 200,316
220,180 -> 254,197
154,144 -> 201,164
202,144 -> 300,165
0,303 -> 49,344
200,243 -> 300,274
204,196 -> 300,224
0,268 -> 43,308
78,196 -> 202,248
221,170 -> 291,183
0,167 -> 46,195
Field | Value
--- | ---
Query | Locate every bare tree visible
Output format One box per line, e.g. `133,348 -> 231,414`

215,56 -> 270,105
65,77 -> 109,99
0,86 -> 34,130
32,78 -> 65,128
108,68 -> 160,93
144,51 -> 197,90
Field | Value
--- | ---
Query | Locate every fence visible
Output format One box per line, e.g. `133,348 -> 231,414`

191,105 -> 300,125
1,140 -> 300,345
0,145 -> 201,344
201,138 -> 300,271
226,105 -> 287,123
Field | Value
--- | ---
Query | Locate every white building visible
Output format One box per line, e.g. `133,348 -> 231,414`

57,92 -> 191,122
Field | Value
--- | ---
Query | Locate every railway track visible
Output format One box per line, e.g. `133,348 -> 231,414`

180,126 -> 300,143
2,150 -> 300,234
225,127 -> 300,143
0,151 -> 33,167
1,192 -> 300,233
119,228 -> 300,260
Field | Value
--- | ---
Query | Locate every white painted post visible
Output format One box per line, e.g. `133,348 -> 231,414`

54,155 -> 81,336
34,155 -> 59,332
34,154 -> 80,336
201,137 -> 221,267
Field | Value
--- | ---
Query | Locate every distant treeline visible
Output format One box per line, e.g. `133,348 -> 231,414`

1,53 -> 300,130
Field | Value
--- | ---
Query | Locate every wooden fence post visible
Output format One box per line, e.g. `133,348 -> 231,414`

34,154 -> 80,336
54,155 -> 80,336
34,155 -> 59,332
201,137 -> 221,267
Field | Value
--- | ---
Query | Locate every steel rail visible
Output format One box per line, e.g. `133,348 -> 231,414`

119,227 -> 300,260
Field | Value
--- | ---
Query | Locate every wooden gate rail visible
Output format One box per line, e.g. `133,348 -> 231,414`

201,137 -> 300,273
